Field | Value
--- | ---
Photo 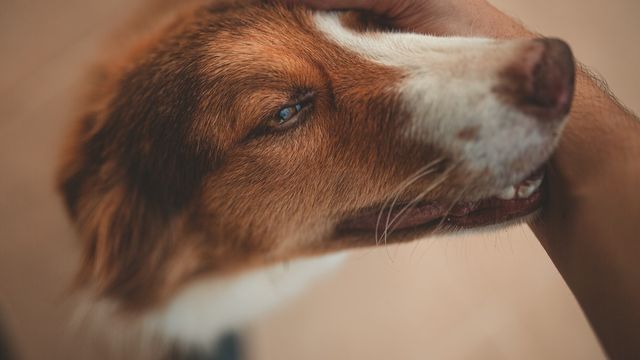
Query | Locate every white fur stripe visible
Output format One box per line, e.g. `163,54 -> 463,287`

314,12 -> 560,195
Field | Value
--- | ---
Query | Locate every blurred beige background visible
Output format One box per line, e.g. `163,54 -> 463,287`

0,0 -> 638,359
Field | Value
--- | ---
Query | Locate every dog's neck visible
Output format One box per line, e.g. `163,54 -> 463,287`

145,252 -> 347,348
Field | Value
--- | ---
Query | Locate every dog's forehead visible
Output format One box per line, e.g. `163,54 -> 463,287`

199,7 -> 403,101
192,6 -> 405,146
204,7 -> 389,68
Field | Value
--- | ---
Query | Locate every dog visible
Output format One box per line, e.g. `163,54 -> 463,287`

56,0 -> 575,355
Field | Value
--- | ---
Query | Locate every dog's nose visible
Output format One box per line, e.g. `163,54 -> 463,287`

496,38 -> 576,122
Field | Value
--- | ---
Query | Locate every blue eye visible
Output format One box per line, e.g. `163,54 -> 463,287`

266,92 -> 315,131
275,101 -> 308,127
278,107 -> 296,124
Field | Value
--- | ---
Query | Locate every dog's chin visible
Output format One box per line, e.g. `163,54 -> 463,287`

335,167 -> 546,242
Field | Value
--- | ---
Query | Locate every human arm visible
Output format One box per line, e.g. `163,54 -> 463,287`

292,0 -> 640,357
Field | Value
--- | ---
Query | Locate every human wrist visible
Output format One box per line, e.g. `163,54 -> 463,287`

533,66 -> 640,255
560,67 -> 640,194
408,0 -> 534,39
532,89 -> 640,358
448,0 -> 533,38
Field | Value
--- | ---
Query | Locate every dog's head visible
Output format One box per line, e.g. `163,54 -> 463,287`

58,2 -> 575,309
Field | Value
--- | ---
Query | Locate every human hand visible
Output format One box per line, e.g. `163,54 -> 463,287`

289,1 -> 640,357
290,0 -> 532,38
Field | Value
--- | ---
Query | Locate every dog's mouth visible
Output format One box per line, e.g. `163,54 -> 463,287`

338,169 -> 546,236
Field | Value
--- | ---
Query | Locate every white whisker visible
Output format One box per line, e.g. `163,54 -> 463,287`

429,167 -> 480,235
383,161 -> 461,243
374,158 -> 443,246
382,168 -> 438,242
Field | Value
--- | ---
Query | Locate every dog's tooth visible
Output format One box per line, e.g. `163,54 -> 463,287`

517,183 -> 538,198
517,177 -> 544,199
497,186 -> 516,200
529,177 -> 543,191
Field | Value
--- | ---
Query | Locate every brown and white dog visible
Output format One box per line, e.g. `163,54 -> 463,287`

56,0 -> 575,353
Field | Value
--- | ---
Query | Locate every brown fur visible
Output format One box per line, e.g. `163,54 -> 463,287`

57,2 -> 451,310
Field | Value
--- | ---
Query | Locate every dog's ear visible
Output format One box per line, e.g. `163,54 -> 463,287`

56,111 -> 183,308
57,44 -> 217,307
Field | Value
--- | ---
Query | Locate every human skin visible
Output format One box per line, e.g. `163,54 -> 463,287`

292,0 -> 640,358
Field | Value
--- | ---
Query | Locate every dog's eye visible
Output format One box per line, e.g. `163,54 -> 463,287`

277,104 -> 303,125
267,92 -> 314,131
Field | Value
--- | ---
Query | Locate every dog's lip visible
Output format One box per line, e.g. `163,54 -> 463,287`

337,170 -> 545,235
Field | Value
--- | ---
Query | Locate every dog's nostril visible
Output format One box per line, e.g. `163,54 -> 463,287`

497,38 -> 576,122
529,39 -> 575,113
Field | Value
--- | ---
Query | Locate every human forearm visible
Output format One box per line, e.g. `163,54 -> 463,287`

296,0 -> 640,356
462,1 -> 640,355
451,2 -> 640,356
531,66 -> 640,358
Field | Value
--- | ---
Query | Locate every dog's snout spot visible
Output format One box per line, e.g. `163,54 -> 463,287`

457,126 -> 480,141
